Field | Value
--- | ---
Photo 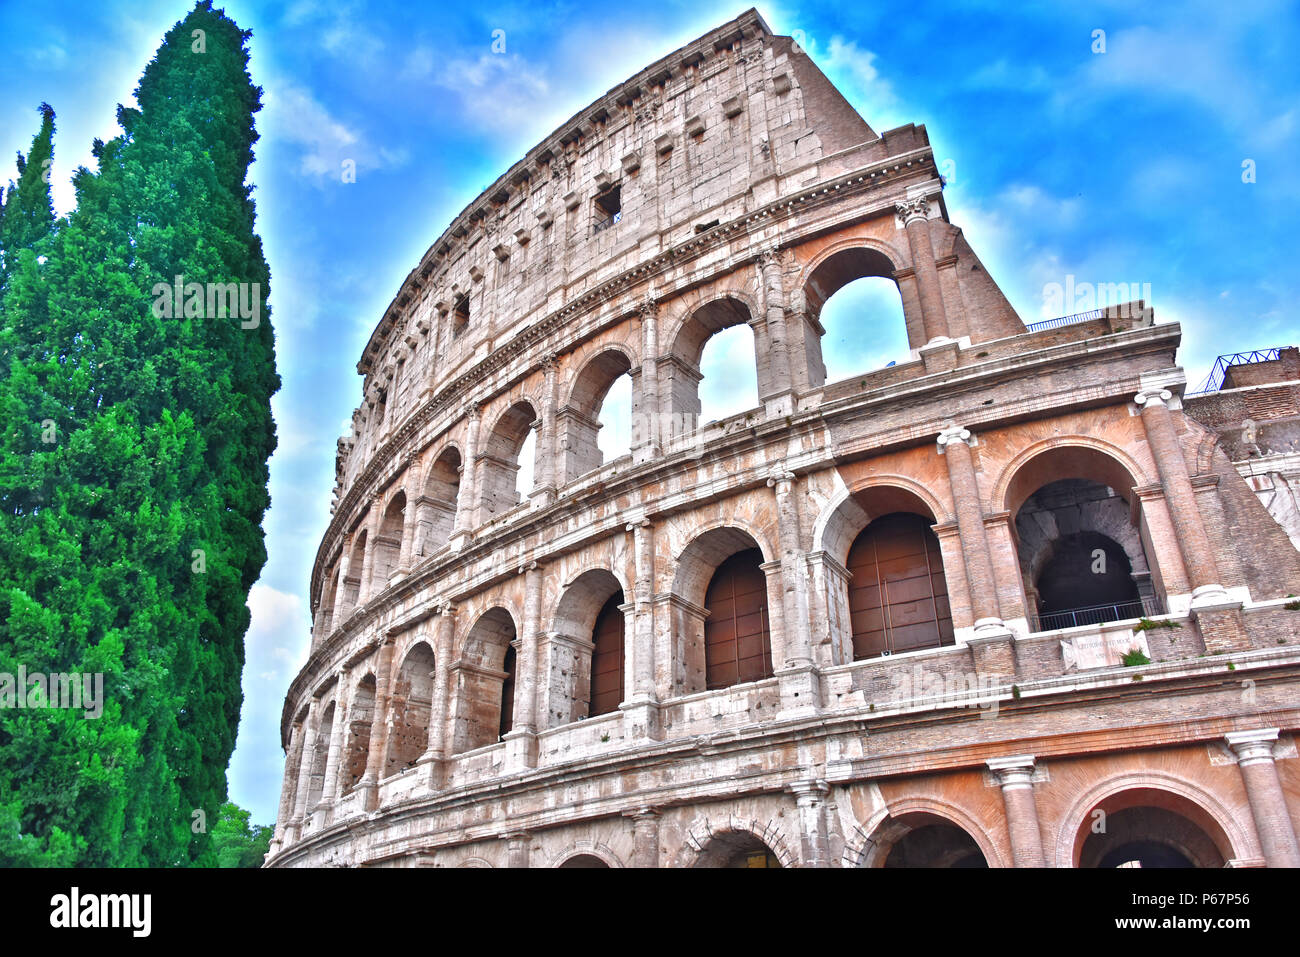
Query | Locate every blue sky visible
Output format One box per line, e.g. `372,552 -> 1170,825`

3,0 -> 1297,826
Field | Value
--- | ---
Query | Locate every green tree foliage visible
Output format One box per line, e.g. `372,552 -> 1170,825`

210,802 -> 271,868
0,103 -> 56,289
0,1 -> 278,866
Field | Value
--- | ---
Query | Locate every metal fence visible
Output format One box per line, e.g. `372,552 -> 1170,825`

1025,309 -> 1105,333
1036,595 -> 1165,632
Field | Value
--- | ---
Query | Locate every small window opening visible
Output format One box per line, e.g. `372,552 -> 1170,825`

594,186 -> 622,233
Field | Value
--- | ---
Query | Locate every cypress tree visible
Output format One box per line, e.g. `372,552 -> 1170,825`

0,1 -> 278,866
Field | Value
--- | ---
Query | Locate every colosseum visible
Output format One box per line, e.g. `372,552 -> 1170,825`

267,9 -> 1300,868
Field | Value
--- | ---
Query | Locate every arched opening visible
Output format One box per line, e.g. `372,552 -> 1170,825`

816,484 -> 952,664
305,700 -> 335,811
549,569 -> 625,726
818,277 -> 910,385
1009,457 -> 1161,632
863,811 -> 989,868
419,447 -> 461,556
847,512 -> 954,658
561,350 -> 634,482
385,641 -> 435,776
480,402 -> 538,519
1075,789 -> 1234,868
804,245 -> 911,385
704,548 -> 773,690
667,298 -> 759,432
340,529 -> 367,621
343,674 -> 376,792
672,527 -> 774,695
694,831 -> 784,868
372,491 -> 406,588
452,608 -> 517,753
558,854 -> 610,868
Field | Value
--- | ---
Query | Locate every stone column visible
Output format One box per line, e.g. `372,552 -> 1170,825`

332,537 -> 355,627
358,506 -> 384,605
1226,729 -> 1300,868
1134,390 -> 1226,604
788,779 -> 831,867
395,459 -> 424,575
451,403 -> 481,549
503,831 -> 530,868
504,562 -> 541,771
896,198 -> 949,345
768,464 -> 819,717
756,248 -> 795,415
314,678 -> 349,826
356,638 -> 396,811
938,428 -> 1006,632
287,698 -> 317,841
633,297 -> 662,461
625,807 -> 661,868
422,602 -> 456,790
533,355 -> 559,503
272,719 -> 306,849
987,755 -> 1046,867
622,518 -> 661,740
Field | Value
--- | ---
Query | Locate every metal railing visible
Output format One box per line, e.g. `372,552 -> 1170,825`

1187,348 -> 1283,395
1036,595 -> 1164,632
1025,309 -> 1104,333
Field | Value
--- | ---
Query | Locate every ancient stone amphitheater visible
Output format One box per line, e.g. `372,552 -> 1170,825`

267,9 -> 1300,868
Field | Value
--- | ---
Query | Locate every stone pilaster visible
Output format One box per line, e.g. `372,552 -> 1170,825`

272,719 -> 306,849
768,463 -> 819,716
395,459 -> 423,575
1225,729 -> 1300,868
451,403 -> 481,549
314,675 -> 350,827
625,807 -> 661,868
937,426 -> 1011,642
622,518 -> 662,740
504,562 -> 542,771
987,755 -> 1046,867
356,638 -> 396,811
633,297 -> 662,461
756,247 -> 795,415
533,355 -> 559,503
286,698 -> 318,842
896,198 -> 950,345
421,602 -> 456,790
788,779 -> 831,867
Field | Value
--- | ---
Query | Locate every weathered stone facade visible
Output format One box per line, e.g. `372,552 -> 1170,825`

267,9 -> 1300,868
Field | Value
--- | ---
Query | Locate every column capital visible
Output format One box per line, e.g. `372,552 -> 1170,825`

625,517 -> 651,532
987,754 -> 1037,786
1226,728 -> 1280,763
636,295 -> 659,320
766,462 -> 797,489
623,805 -> 661,821
434,599 -> 456,618
936,425 -> 974,452
1134,388 -> 1173,409
463,401 -> 482,422
755,245 -> 783,270
896,197 -> 931,227
786,779 -> 830,803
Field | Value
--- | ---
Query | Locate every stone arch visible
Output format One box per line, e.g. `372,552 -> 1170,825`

451,606 -> 518,753
480,399 -> 540,518
305,698 -> 337,813
1054,773 -> 1254,868
664,294 -> 762,429
994,437 -> 1151,517
676,814 -> 797,868
848,797 -> 1005,868
545,841 -> 625,868
559,347 -> 636,483
318,565 -> 340,639
547,567 -> 629,727
339,529 -> 367,621
671,524 -> 776,694
342,673 -> 376,793
384,640 -> 436,776
996,439 -> 1163,630
418,444 -> 462,556
371,490 -> 406,589
799,238 -> 917,378
812,477 -> 953,665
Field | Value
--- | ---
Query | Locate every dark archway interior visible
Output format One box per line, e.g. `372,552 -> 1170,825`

694,831 -> 783,868
1036,531 -> 1138,614
558,854 -> 610,868
883,823 -> 988,868
1080,805 -> 1226,868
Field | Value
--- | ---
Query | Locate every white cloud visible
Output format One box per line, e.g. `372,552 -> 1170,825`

430,53 -> 553,136
261,81 -> 408,185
